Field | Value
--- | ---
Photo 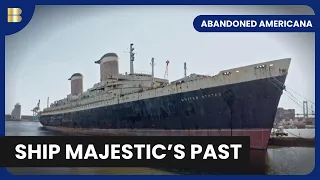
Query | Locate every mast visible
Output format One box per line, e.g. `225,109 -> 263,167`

151,57 -> 155,88
164,60 -> 169,79
184,62 -> 187,77
130,43 -> 135,75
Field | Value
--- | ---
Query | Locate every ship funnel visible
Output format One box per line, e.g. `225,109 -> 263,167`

68,73 -> 83,96
95,53 -> 119,81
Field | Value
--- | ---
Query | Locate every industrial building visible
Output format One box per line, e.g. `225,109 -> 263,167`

11,103 -> 21,120
275,108 -> 295,123
5,103 -> 36,121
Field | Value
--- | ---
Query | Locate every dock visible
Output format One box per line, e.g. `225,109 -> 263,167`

268,137 -> 314,147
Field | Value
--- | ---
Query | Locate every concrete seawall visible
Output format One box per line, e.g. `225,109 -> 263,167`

268,137 -> 314,147
5,118 -> 39,122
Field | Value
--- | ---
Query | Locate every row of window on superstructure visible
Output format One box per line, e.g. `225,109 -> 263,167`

45,92 -> 223,116
221,63 -> 273,75
46,91 -> 224,114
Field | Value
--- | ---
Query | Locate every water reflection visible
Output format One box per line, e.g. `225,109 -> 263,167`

267,147 -> 314,175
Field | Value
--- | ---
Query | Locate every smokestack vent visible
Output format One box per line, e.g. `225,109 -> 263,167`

68,73 -> 83,96
68,73 -> 83,80
94,53 -> 119,82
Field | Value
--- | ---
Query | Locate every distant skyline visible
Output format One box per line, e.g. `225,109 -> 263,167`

5,5 -> 315,115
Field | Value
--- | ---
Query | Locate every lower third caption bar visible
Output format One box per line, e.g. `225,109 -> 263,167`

0,136 -> 250,169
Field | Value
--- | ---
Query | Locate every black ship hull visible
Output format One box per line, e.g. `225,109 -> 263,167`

40,75 -> 287,150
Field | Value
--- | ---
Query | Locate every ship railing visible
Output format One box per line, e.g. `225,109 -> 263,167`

134,71 -> 151,75
45,95 -> 118,113
42,76 -> 215,114
44,86 -> 172,114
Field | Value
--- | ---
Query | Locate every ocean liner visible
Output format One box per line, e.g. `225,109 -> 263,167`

39,44 -> 291,150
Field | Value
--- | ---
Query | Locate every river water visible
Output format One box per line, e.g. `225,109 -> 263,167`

5,121 -> 315,175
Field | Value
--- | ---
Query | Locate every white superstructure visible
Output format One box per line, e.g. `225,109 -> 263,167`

40,44 -> 291,117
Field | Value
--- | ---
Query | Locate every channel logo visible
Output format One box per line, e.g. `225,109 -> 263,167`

7,8 -> 22,23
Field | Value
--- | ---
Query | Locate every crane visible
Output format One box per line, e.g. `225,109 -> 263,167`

31,99 -> 40,120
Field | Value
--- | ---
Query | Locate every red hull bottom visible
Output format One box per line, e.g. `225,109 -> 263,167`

44,126 -> 272,150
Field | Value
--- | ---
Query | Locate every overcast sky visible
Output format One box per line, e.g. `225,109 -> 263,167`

5,5 -> 315,115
